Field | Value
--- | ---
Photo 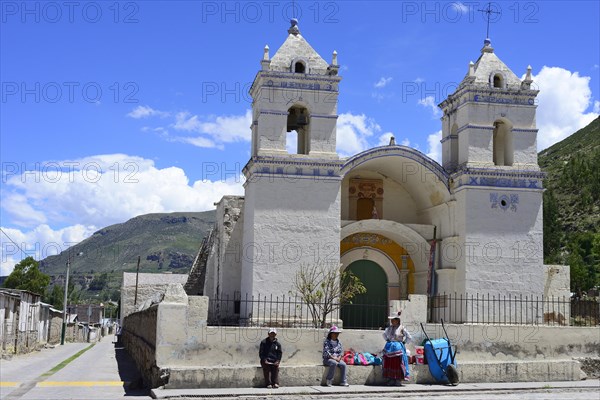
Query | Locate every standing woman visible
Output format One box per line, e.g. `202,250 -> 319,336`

382,311 -> 412,386
322,326 -> 350,387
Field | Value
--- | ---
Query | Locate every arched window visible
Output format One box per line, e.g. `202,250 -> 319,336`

493,73 -> 504,88
294,61 -> 306,73
286,105 -> 310,154
493,120 -> 513,166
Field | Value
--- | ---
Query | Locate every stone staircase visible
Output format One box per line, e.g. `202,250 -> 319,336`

184,228 -> 215,295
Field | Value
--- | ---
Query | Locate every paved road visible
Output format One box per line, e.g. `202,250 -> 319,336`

0,339 -> 149,400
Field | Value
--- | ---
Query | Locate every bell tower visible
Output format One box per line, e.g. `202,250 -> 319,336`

250,19 -> 341,158
437,39 -> 547,298
439,39 -> 540,172
241,19 -> 343,302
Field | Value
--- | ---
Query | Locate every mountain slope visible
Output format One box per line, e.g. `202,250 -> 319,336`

40,211 -> 215,298
538,117 -> 600,292
539,117 -> 600,233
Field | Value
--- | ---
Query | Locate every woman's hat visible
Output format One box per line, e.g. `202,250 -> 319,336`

328,325 -> 342,333
387,310 -> 402,320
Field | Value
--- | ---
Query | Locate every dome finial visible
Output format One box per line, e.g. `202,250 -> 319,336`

481,38 -> 494,53
288,18 -> 300,35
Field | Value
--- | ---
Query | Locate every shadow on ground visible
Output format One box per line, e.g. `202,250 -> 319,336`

114,340 -> 151,397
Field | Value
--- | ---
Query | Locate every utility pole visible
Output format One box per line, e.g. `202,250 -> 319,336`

61,251 -> 82,345
134,256 -> 141,306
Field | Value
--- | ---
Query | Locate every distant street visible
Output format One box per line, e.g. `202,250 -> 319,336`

0,338 -> 149,400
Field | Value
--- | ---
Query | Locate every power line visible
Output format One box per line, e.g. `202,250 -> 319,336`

0,228 -> 26,260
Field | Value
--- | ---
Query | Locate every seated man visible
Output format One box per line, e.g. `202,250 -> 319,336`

259,328 -> 282,388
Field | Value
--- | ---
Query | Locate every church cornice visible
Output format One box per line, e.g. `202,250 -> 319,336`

450,166 -> 546,192
440,86 -> 539,113
243,155 -> 343,180
451,124 -> 539,136
250,71 -> 341,96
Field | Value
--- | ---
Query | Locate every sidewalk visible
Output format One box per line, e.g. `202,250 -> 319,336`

0,342 -> 91,384
152,379 -> 600,399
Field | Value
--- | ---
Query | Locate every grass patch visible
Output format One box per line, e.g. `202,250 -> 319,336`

41,344 -> 95,377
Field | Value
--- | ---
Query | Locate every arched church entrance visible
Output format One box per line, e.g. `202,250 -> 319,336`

340,259 -> 387,329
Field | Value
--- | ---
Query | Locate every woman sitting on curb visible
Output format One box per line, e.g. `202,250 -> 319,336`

382,311 -> 412,386
322,326 -> 350,387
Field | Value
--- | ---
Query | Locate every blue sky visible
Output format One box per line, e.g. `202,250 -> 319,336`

1,0 -> 599,274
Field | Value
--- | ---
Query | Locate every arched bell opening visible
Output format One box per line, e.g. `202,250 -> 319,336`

493,119 -> 514,166
286,105 -> 310,155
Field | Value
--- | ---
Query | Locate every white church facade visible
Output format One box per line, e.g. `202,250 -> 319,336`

193,20 -> 564,326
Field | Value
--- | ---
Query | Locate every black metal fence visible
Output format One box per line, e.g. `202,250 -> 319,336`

207,293 -> 599,328
428,293 -> 599,327
207,293 -> 388,329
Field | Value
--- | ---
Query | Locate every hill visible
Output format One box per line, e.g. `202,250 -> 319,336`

538,116 -> 600,293
40,211 -> 215,301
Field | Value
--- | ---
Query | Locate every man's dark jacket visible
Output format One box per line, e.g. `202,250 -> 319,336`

259,337 -> 282,363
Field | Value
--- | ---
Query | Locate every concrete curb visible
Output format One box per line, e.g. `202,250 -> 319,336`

151,379 -> 600,399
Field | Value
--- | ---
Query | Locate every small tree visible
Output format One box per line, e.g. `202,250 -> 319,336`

3,256 -> 50,296
291,262 -> 366,328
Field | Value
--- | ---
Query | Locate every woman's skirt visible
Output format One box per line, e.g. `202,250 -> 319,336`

382,341 -> 410,379
382,354 -> 405,379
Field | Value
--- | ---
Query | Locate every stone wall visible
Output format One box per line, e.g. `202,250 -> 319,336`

122,284 -> 209,387
122,304 -> 161,387
120,272 -> 189,320
203,196 -> 244,301
47,316 -> 62,344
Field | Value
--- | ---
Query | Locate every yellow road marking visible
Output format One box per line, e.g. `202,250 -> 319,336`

0,382 -> 19,387
37,381 -> 125,387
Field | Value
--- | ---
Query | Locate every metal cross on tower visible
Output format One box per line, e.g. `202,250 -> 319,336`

478,2 -> 501,39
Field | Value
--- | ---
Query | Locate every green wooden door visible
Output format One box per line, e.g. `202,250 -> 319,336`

341,259 -> 388,329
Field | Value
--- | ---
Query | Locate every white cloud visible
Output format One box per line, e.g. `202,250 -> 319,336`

594,101 -> 600,114
426,130 -> 442,163
452,2 -> 470,14
1,154 -> 246,274
530,67 -> 598,150
1,225 -> 97,276
127,105 -> 170,119
336,113 -> 381,156
374,77 -> 393,89
174,136 -> 222,149
172,110 -> 252,146
417,96 -> 442,118
2,154 -> 245,228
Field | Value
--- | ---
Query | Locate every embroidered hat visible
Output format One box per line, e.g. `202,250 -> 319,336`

268,328 -> 277,334
328,325 -> 342,333
387,310 -> 402,320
